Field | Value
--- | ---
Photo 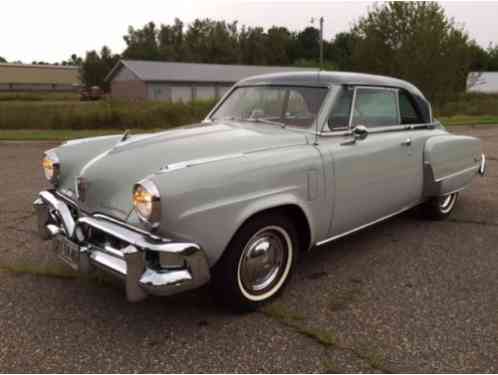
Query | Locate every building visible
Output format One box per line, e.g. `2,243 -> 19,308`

467,72 -> 498,93
105,60 -> 317,102
0,63 -> 80,92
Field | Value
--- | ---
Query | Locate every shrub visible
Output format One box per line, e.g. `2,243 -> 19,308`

433,93 -> 498,117
0,98 -> 217,130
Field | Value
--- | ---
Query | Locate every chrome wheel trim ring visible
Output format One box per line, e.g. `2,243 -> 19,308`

237,225 -> 293,302
439,193 -> 456,214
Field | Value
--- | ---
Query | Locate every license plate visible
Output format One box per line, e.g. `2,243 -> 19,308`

53,236 -> 80,270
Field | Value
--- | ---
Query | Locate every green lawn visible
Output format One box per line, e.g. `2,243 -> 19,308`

1,115 -> 498,141
0,115 -> 498,141
0,129 -> 126,141
438,115 -> 498,127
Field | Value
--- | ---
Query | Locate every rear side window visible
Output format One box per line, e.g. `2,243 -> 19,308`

351,88 -> 399,127
399,91 -> 423,124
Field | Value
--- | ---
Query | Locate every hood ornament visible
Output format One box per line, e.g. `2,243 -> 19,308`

120,129 -> 130,143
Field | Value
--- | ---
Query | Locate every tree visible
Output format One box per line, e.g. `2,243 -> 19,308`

123,22 -> 160,60
158,18 -> 185,61
62,54 -> 83,66
296,27 -> 320,61
80,46 -> 119,91
0,56 -> 7,63
350,2 -> 475,103
329,32 -> 356,70
487,44 -> 498,71
265,27 -> 292,66
239,26 -> 268,65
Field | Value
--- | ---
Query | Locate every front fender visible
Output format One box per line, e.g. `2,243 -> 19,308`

152,145 -> 325,266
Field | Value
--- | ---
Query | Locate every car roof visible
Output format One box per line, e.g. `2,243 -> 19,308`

237,71 -> 426,100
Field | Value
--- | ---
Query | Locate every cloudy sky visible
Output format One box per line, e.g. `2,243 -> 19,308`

1,0 -> 497,63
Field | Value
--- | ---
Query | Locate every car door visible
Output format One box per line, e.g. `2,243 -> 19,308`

317,86 -> 424,239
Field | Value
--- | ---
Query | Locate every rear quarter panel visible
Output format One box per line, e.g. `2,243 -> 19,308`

424,134 -> 482,196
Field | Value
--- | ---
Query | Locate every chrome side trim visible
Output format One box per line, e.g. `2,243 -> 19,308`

159,153 -> 245,172
316,202 -> 421,247
318,123 -> 437,138
434,164 -> 479,183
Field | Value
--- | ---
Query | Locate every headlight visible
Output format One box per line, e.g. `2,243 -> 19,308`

133,179 -> 161,227
42,151 -> 60,183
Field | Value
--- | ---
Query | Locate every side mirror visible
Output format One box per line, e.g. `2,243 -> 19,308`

352,125 -> 368,141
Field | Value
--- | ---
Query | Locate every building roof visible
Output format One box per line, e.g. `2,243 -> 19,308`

467,71 -> 498,93
105,60 -> 317,84
0,63 -> 80,85
239,71 -> 425,98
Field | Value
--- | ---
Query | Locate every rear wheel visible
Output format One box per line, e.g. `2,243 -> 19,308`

421,192 -> 458,220
211,212 -> 299,312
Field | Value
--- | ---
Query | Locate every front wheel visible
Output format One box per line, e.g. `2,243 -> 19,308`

211,213 -> 299,312
421,192 -> 458,220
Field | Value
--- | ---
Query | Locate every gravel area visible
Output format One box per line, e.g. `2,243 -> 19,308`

0,126 -> 496,373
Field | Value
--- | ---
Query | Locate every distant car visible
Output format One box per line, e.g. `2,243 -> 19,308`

34,72 -> 486,311
80,86 -> 103,101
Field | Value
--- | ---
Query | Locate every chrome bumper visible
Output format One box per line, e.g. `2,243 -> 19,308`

33,190 -> 210,302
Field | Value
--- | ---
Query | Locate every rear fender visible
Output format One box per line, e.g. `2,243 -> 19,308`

423,135 -> 481,197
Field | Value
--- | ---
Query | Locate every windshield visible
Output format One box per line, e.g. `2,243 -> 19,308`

210,85 -> 329,128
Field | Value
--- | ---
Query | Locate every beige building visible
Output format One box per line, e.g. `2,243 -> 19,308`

106,60 -> 316,102
0,63 -> 80,92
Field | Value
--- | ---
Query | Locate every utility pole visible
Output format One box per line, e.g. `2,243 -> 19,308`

311,17 -> 324,70
319,17 -> 324,70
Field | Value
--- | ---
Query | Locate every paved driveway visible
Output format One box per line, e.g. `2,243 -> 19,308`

0,126 -> 496,372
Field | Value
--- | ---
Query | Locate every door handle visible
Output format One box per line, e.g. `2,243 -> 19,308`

401,138 -> 412,146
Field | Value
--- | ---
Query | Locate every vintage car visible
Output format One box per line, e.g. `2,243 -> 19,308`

35,72 -> 486,311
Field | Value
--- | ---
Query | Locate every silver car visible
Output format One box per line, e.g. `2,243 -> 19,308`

35,72 -> 486,311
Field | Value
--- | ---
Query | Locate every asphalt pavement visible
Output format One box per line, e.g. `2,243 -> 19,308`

0,126 -> 496,373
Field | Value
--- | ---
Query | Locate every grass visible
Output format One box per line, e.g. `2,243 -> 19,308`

438,115 -> 498,127
0,91 -> 497,141
364,350 -> 386,370
0,129 -> 124,141
262,303 -> 336,347
0,263 -> 76,279
0,98 -> 216,131
0,91 -> 80,102
3,116 -> 498,141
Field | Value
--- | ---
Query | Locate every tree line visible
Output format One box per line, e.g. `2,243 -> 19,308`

3,2 -> 498,103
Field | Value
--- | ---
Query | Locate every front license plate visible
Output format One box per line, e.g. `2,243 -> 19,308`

53,236 -> 80,270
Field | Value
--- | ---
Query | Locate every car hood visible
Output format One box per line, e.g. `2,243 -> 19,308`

72,122 -> 309,219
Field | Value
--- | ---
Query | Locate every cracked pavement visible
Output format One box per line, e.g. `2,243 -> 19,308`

0,126 -> 497,373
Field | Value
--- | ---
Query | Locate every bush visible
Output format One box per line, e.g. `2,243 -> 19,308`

0,99 -> 217,130
0,92 -> 80,102
433,93 -> 498,117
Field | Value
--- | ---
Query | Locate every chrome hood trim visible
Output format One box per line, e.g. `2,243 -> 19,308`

159,153 -> 245,173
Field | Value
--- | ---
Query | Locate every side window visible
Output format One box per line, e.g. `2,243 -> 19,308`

285,89 -> 311,118
399,91 -> 423,124
351,88 -> 399,128
327,87 -> 353,130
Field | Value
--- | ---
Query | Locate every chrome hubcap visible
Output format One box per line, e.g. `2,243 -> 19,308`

439,193 -> 456,214
239,227 -> 288,294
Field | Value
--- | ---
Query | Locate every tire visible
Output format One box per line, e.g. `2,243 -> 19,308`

421,192 -> 458,220
211,212 -> 299,312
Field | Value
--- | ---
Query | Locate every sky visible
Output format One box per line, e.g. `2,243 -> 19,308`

1,0 -> 498,63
